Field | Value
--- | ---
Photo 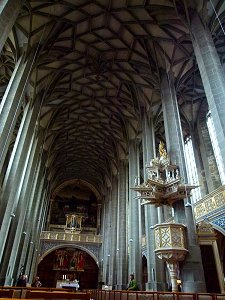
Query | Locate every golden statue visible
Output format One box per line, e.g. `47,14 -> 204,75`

158,141 -> 167,159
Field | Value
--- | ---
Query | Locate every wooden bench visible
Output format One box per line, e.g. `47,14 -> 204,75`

25,291 -> 91,300
0,290 -> 14,298
26,289 -> 69,293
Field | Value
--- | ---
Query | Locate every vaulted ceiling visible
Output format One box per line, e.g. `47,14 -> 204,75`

1,0 -> 225,197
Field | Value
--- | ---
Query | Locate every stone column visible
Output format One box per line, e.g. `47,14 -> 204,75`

1,131 -> 38,285
46,199 -> 54,230
26,187 -> 49,280
102,188 -> 111,285
97,195 -> 104,286
191,12 -> 225,183
17,164 -> 46,282
0,97 -> 41,264
197,112 -> 221,192
98,197 -> 105,284
0,50 -> 37,173
109,176 -> 118,288
142,112 -> 166,291
3,131 -> 43,285
161,70 -> 206,292
116,159 -> 128,289
96,204 -> 102,235
20,158 -> 43,283
106,188 -> 112,286
128,139 -> 142,286
41,190 -> 50,230
0,0 -> 23,54
190,128 -> 208,198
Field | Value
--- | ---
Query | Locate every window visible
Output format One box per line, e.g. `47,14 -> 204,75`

184,137 -> 201,203
206,112 -> 225,184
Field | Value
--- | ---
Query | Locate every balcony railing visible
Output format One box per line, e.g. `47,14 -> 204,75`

193,185 -> 225,222
41,187 -> 225,246
40,231 -> 102,244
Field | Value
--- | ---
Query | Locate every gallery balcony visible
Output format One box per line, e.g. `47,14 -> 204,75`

193,185 -> 225,232
40,230 -> 102,244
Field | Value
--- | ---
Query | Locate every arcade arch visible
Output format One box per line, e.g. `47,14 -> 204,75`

38,245 -> 99,289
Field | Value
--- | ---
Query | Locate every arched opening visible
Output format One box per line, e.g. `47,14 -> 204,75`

142,255 -> 147,289
50,180 -> 99,234
197,223 -> 225,293
37,247 -> 98,289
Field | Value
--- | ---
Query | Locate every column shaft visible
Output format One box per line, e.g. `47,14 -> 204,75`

96,204 -> 101,235
0,50 -> 36,173
161,71 -> 187,177
108,177 -> 118,288
142,113 -> 166,291
0,97 -> 40,264
116,160 -> 128,289
26,191 -> 49,280
191,12 -> 225,182
161,70 -> 206,292
197,113 -> 221,192
4,133 -> 43,285
0,0 -> 23,54
128,139 -> 142,286
17,165 -> 46,282
102,189 -> 111,284
0,132 -> 37,285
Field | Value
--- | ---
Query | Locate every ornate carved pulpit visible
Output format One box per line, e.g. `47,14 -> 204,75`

132,141 -> 196,207
132,141 -> 197,291
154,223 -> 188,292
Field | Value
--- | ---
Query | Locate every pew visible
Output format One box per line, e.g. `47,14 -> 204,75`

0,290 -> 14,298
26,289 -> 69,293
25,290 -> 91,300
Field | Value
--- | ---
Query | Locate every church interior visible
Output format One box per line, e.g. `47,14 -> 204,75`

0,0 -> 225,295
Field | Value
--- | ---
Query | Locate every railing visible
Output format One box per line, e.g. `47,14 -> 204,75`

193,185 -> 225,222
40,231 -> 102,244
41,185 -> 225,246
48,224 -> 97,234
85,290 -> 225,300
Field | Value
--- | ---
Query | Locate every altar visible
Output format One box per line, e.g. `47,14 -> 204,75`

56,280 -> 79,291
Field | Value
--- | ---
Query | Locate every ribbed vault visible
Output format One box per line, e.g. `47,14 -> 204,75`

1,0 -> 225,198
